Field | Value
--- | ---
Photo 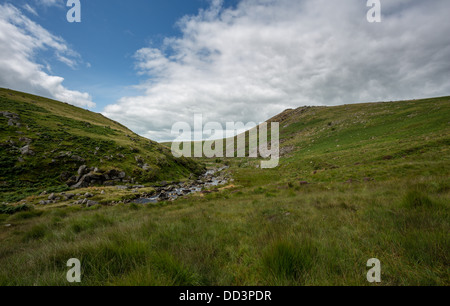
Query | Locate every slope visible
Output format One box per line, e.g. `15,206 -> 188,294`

0,88 -> 204,203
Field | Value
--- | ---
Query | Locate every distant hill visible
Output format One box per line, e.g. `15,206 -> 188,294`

270,96 -> 450,183
179,96 -> 449,184
0,88 -> 204,202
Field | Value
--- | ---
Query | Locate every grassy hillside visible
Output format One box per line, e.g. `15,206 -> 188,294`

271,96 -> 449,184
0,88 -> 203,203
0,96 -> 448,286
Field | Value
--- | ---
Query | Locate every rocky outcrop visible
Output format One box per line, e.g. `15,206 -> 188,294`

1,111 -> 21,127
68,165 -> 130,189
20,145 -> 35,156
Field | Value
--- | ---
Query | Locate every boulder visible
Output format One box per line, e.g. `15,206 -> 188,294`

86,200 -> 99,207
57,151 -> 72,158
19,137 -> 32,144
71,155 -> 85,162
71,174 -> 90,188
66,193 -> 75,199
77,165 -> 87,177
20,145 -> 34,156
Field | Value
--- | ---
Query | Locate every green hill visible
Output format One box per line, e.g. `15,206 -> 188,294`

0,95 -> 448,286
0,88 -> 204,203
265,96 -> 450,183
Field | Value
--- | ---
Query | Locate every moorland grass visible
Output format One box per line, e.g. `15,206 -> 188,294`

0,96 -> 448,286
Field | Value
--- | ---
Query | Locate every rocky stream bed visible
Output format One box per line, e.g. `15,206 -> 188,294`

133,166 -> 230,204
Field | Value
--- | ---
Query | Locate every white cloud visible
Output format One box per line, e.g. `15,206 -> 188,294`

103,0 -> 450,142
37,0 -> 65,8
0,3 -> 95,108
22,4 -> 38,16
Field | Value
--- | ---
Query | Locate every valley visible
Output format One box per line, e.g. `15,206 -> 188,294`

0,89 -> 448,286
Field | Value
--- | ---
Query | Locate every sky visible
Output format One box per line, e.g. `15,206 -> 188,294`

0,0 -> 449,141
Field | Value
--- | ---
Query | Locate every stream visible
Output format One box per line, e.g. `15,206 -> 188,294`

133,166 -> 230,204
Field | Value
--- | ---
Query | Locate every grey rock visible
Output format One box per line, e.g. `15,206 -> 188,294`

78,165 -> 87,176
66,193 -> 75,199
71,155 -> 85,162
1,111 -> 19,118
19,137 -> 32,144
57,151 -> 72,158
71,176 -> 87,188
20,145 -> 34,156
86,200 -> 99,207
48,193 -> 56,200
84,192 -> 94,198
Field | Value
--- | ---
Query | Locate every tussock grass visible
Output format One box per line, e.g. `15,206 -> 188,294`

0,96 -> 448,286
262,239 -> 317,284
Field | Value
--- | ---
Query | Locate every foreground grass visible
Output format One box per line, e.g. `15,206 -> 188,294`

0,172 -> 448,286
1,96 -> 448,285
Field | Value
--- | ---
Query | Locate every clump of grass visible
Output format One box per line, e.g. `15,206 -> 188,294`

69,213 -> 114,234
0,214 -> 8,223
254,187 -> 266,194
262,239 -> 317,282
402,190 -> 435,209
265,192 -> 276,198
0,204 -> 32,215
8,210 -> 43,221
150,252 -> 202,286
129,203 -> 140,210
22,224 -> 48,242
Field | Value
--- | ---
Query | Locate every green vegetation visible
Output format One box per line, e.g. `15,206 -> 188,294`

0,93 -> 448,285
0,88 -> 204,202
0,203 -> 32,215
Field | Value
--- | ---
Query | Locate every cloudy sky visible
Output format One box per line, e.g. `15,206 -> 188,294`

1,0 -> 449,141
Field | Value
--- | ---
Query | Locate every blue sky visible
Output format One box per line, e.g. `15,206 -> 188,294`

0,0 -> 237,110
1,0 -> 449,141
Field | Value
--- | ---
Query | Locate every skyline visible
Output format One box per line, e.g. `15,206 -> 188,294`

1,0 -> 449,141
